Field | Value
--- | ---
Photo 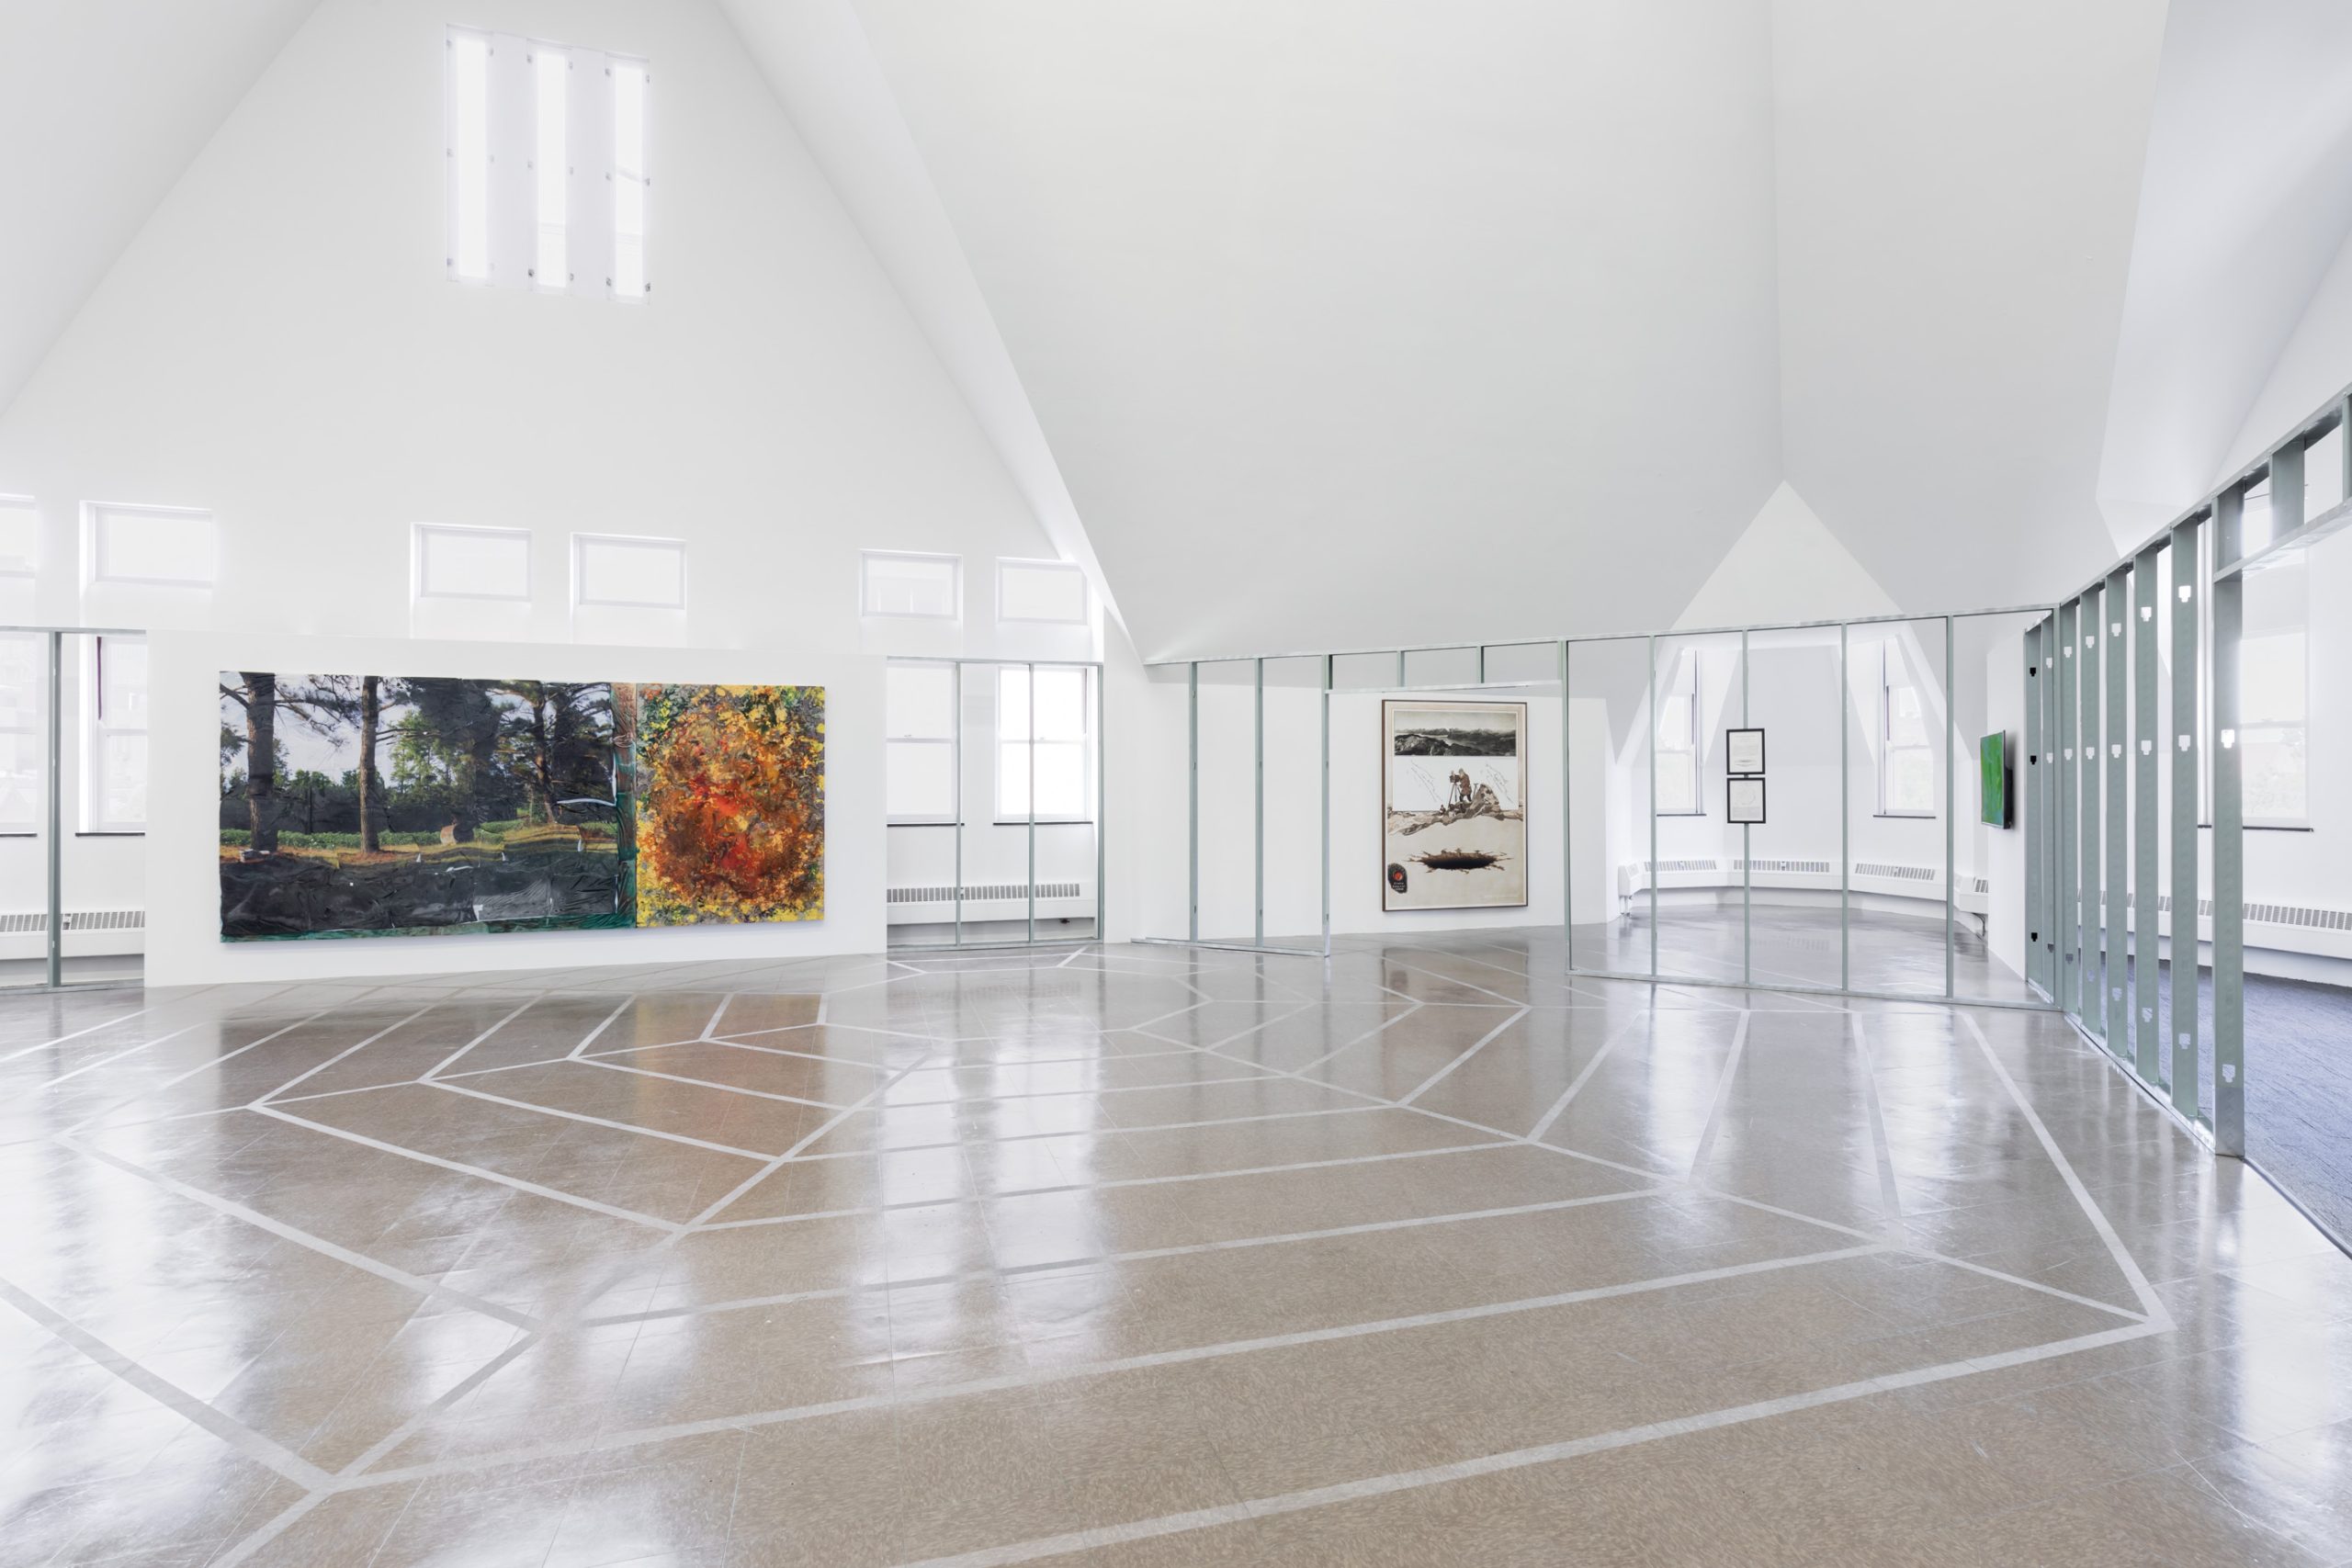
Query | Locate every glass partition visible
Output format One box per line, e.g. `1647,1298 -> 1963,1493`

1741,625 -> 1844,990
883,657 -> 1102,950
1260,656 -> 1326,948
1650,631 -> 1746,983
1193,660 -> 1259,942
1845,618 -> 1950,995
1564,637 -> 1650,977
1950,612 -> 2043,1003
1,628 -> 147,989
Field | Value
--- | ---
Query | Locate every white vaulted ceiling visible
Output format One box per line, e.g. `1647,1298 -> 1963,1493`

0,0 -> 319,418
846,0 -> 1785,661
13,1 -> 2352,660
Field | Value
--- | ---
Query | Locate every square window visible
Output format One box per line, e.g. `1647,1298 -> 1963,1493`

863,552 -> 960,619
573,534 -> 684,609
86,503 -> 213,588
998,559 -> 1088,624
414,523 -> 532,603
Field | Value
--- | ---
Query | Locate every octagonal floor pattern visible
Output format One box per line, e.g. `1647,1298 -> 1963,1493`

2,936 -> 2348,1566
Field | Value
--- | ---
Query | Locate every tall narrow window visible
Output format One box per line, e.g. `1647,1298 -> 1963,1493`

999,666 -> 1090,822
533,48 -> 569,288
612,59 -> 648,299
447,27 -> 644,299
447,29 -> 492,282
1879,641 -> 1935,815
1654,649 -> 1700,814
85,636 -> 148,831
0,633 -> 38,831
2240,562 -> 2309,828
886,661 -> 958,824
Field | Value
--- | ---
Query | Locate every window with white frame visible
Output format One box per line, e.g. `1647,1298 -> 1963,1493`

1878,640 -> 1935,816
862,551 -> 960,619
572,534 -> 684,610
0,633 -> 38,831
998,665 -> 1090,821
0,495 -> 36,577
886,661 -> 957,824
85,502 -> 213,588
1654,649 -> 1700,815
2240,562 -> 2309,828
84,635 -> 147,832
413,523 -> 532,603
997,559 -> 1088,625
447,27 -> 649,299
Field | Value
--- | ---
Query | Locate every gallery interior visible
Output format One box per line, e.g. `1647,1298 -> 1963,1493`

3,2 -> 2351,1563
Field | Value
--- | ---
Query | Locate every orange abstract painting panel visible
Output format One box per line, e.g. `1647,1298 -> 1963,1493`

628,683 -> 824,926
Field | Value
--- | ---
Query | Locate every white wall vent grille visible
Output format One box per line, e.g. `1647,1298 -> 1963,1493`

0,909 -> 145,933
888,883 -> 1084,906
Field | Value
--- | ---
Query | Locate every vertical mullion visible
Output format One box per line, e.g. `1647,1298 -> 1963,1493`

1943,616 -> 1955,999
952,662 -> 964,947
1319,655 -> 1332,958
45,629 -> 62,989
1026,663 -> 1036,945
1093,664 -> 1105,947
2212,466 -> 2269,1155
2104,570 -> 2129,1050
1839,624 -> 1849,992
1187,662 -> 1198,944
1253,657 -> 1264,948
2133,547 -> 2161,1081
1560,640 -> 1573,975
2079,584 -> 2104,1040
2168,522 -> 2200,1118
2041,615 -> 2061,998
2059,598 -> 2079,1022
1645,634 -> 1657,980
2023,620 -> 2044,997
1743,628 -> 1752,989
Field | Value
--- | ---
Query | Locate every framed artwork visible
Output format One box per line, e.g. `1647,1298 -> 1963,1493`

1382,699 -> 1528,911
1726,776 -> 1767,825
1726,727 -> 1766,776
1980,731 -> 2011,828
219,671 -> 824,941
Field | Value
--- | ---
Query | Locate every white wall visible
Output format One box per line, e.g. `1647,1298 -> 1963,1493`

0,0 -> 1095,979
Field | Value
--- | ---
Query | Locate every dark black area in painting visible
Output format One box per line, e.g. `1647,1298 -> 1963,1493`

1392,728 -> 1519,757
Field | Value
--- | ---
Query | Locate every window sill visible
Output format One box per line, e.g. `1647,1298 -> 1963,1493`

992,818 -> 1096,828
1874,812 -> 1938,820
79,830 -> 146,838
1654,809 -> 1706,818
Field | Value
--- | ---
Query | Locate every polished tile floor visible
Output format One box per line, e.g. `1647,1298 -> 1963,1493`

3,936 -> 2349,1566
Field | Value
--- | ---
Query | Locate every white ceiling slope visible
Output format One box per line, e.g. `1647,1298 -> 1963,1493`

0,0 -> 318,420
2098,0 -> 2352,547
1772,0 -> 2168,615
849,0 -> 1786,663
1673,482 -> 1897,632
710,0 -> 1124,634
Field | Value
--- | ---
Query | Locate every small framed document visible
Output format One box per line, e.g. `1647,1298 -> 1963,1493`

1725,728 -> 1766,776
1726,776 -> 1766,825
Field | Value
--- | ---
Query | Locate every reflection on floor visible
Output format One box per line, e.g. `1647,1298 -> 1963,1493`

1572,902 -> 2041,1003
2,935 -> 2348,1565
2103,954 -> 2352,1254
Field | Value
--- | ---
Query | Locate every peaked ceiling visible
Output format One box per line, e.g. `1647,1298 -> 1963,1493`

9,0 -> 2350,661
0,0 -> 317,420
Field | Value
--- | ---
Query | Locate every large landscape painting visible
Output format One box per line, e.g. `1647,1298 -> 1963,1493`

219,671 -> 823,941
1382,699 -> 1528,912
